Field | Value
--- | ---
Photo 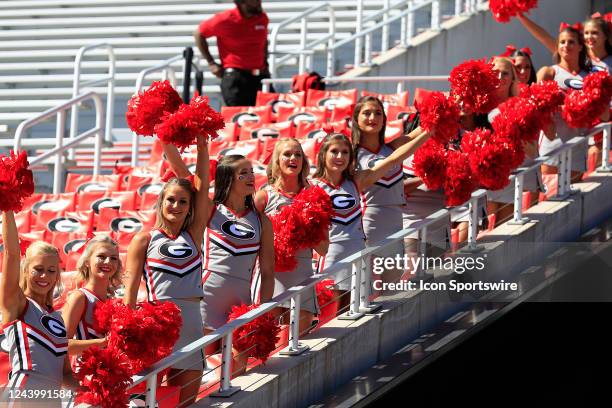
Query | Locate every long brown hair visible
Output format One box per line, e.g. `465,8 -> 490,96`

584,16 -> 612,56
154,178 -> 195,231
313,133 -> 355,181
351,96 -> 387,158
266,138 -> 310,188
213,155 -> 255,209
554,26 -> 593,72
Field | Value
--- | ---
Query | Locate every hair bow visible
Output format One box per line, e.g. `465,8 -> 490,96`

501,44 -> 532,58
559,22 -> 583,32
591,12 -> 603,19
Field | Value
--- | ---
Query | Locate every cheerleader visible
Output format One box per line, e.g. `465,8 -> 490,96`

313,129 -> 430,309
253,138 -> 328,335
162,138 -> 275,376
502,45 -> 537,84
1,210 -> 68,406
123,135 -> 210,407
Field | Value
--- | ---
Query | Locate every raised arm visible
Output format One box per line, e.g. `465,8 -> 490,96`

517,14 -> 556,54
0,211 -> 26,322
123,231 -> 149,308
354,127 -> 430,191
257,214 -> 275,302
163,142 -> 193,179
188,135 -> 214,245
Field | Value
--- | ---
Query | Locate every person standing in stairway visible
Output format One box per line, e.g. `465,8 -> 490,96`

194,0 -> 272,106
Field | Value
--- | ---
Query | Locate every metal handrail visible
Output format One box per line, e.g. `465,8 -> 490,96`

13,91 -> 104,194
130,54 -> 183,167
268,2 -> 335,76
70,43 -> 115,159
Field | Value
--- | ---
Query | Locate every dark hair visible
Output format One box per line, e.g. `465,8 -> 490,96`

313,133 -> 355,181
510,50 -> 537,84
155,178 -> 196,232
213,154 -> 255,210
351,96 -> 387,158
554,27 -> 593,72
584,17 -> 612,56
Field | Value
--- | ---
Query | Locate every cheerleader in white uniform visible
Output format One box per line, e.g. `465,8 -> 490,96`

312,129 -> 430,309
1,211 -> 69,407
161,136 -> 275,377
124,135 -> 211,407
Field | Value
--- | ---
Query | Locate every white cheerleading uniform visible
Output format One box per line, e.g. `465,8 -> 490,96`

252,185 -> 319,314
75,288 -> 102,340
356,145 -> 405,248
539,65 -> 589,171
201,203 -> 262,329
143,229 -> 204,371
1,298 -> 67,404
311,178 -> 365,291
592,55 -> 612,73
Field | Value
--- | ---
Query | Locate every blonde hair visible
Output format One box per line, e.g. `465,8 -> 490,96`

154,178 -> 196,231
491,57 -> 520,98
20,241 -> 62,308
266,138 -> 310,187
76,235 -> 122,297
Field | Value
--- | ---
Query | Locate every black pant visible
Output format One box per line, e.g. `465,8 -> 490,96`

220,68 -> 271,107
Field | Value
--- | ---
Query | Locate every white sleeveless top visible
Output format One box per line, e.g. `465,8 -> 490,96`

356,144 -> 405,207
75,287 -> 102,340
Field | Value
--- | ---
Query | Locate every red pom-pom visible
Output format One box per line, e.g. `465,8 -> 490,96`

449,59 -> 501,113
269,186 -> 333,272
444,149 -> 477,206
188,95 -> 226,140
315,279 -> 336,309
562,71 -> 612,128
154,104 -> 202,151
418,91 -> 461,144
519,80 -> 564,130
0,151 -> 35,212
492,96 -> 542,143
463,129 -> 515,190
490,0 -> 538,23
126,80 -> 182,136
74,347 -> 133,408
412,139 -> 447,191
227,304 -> 281,363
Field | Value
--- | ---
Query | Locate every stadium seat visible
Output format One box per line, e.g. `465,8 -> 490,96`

276,106 -> 328,126
295,119 -> 348,139
65,174 -> 122,193
209,138 -> 262,161
221,106 -> 272,130
305,89 -> 358,109
386,104 -> 416,121
362,90 -> 410,107
329,104 -> 354,122
255,91 -> 306,121
239,120 -> 294,141
384,119 -> 404,143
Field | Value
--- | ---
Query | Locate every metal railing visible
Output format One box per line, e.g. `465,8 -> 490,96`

268,2 -> 336,77
261,74 -> 449,93
13,91 -> 104,194
69,43 -> 115,159
132,119 -> 612,403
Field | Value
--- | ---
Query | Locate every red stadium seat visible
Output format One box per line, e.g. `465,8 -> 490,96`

29,193 -> 76,226
329,104 -> 354,123
209,139 -> 262,161
12,211 -> 31,233
221,106 -> 272,130
239,121 -> 294,140
65,174 -> 121,193
76,191 -> 106,212
126,174 -> 163,194
384,119 -> 405,143
216,122 -> 238,142
300,136 -> 326,165
276,106 -> 328,126
362,90 -> 410,107
386,104 -> 416,121
306,89 -> 358,109
255,91 -> 306,121
294,120 -> 348,139
140,192 -> 160,211
148,139 -> 165,166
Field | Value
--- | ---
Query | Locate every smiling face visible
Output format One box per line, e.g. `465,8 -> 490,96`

513,55 -> 533,84
277,140 -> 304,178
357,100 -> 384,139
583,21 -> 605,54
558,31 -> 583,61
492,58 -> 515,101
25,253 -> 59,299
233,159 -> 256,196
324,141 -> 351,175
86,243 -> 119,281
161,184 -> 191,226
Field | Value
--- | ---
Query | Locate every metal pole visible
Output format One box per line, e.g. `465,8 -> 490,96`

508,173 -> 529,225
339,259 -> 364,320
210,332 -> 240,397
299,17 -> 308,74
354,0 -> 363,68
360,254 -> 381,313
455,0 -> 463,16
381,0 -> 390,52
145,373 -> 157,408
464,194 -> 482,252
183,47 -> 193,103
557,149 -> 568,198
69,51 -> 83,161
566,148 -> 574,194
54,111 -> 66,195
93,96 -> 104,177
364,33 -> 372,66
418,226 -> 428,276
598,124 -> 612,172
105,48 -> 116,144
431,0 -> 441,30
281,293 -> 309,355
407,1 -> 415,46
